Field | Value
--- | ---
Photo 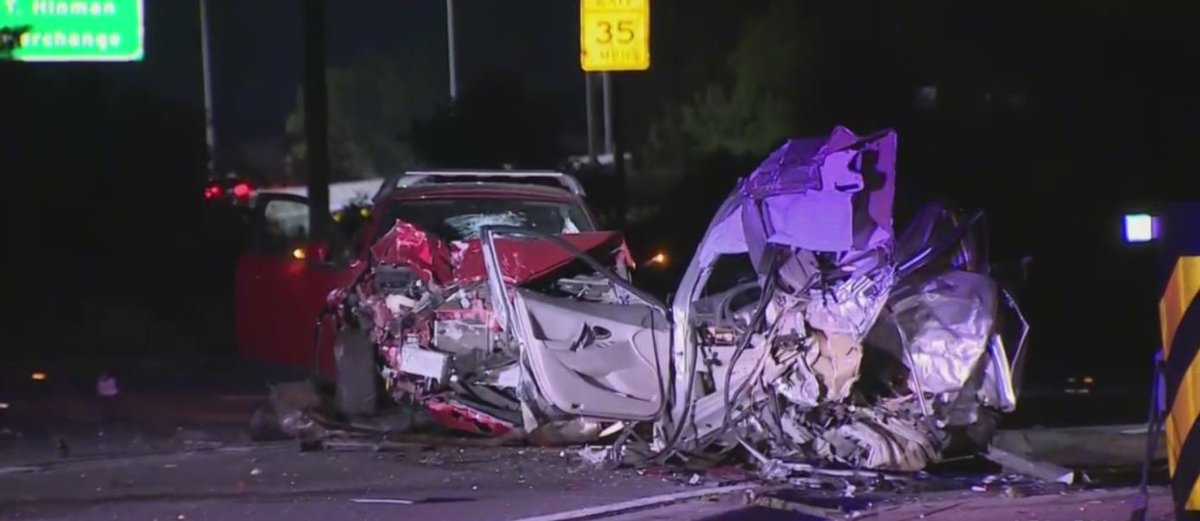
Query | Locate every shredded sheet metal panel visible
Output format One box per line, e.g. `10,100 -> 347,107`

662,126 -> 1019,472
740,126 -> 898,254
892,270 -> 998,395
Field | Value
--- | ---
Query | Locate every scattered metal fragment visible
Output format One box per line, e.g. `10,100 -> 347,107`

350,498 -> 415,505
97,374 -> 119,398
753,495 -> 843,518
317,439 -> 426,453
576,445 -> 613,467
984,447 -> 1075,485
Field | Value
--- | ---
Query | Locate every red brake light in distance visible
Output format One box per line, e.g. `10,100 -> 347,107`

232,182 -> 252,199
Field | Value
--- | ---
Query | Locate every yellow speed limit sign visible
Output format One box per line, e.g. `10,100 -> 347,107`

580,0 -> 650,72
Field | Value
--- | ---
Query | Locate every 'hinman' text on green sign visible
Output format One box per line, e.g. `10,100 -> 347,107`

1,0 -> 144,61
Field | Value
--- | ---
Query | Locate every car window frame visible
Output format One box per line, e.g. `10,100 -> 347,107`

368,192 -> 600,246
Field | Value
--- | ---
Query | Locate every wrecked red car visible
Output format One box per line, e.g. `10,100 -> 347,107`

234,172 -> 630,429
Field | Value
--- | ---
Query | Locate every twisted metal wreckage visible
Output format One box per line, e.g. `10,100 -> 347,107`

322,126 -> 1030,473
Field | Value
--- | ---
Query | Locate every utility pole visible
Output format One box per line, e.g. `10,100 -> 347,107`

199,0 -> 215,175
446,0 -> 458,101
579,0 -> 648,230
303,0 -> 331,245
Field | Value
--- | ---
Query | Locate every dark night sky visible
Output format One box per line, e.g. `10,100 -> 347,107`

102,0 -> 581,161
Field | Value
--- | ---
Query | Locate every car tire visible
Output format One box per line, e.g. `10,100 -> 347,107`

334,327 -> 378,418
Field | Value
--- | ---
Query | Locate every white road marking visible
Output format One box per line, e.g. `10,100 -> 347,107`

505,483 -> 757,521
349,498 -> 416,505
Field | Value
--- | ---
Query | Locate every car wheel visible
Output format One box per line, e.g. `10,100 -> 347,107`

334,327 -> 378,418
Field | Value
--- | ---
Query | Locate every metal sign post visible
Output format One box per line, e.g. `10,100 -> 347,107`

579,0 -> 650,230
1152,204 -> 1200,520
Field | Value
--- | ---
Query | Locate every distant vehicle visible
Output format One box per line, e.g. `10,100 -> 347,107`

203,175 -> 256,205
253,178 -> 386,214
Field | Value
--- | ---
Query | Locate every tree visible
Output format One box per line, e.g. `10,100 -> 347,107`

679,85 -> 795,158
651,1 -> 819,161
410,69 -> 563,169
285,52 -> 441,182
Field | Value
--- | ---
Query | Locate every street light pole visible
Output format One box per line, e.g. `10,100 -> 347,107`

199,0 -> 215,174
446,0 -> 458,101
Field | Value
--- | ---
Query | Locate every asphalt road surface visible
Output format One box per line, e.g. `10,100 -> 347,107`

0,357 -> 1180,521
0,443 -> 697,520
0,441 -> 1178,521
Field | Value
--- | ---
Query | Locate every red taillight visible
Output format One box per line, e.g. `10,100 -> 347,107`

204,184 -> 222,200
232,182 -> 252,199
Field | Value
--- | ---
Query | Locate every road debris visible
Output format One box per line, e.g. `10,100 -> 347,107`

97,374 -> 119,398
350,498 -> 415,505
0,465 -> 41,476
751,490 -> 878,519
984,447 -> 1075,485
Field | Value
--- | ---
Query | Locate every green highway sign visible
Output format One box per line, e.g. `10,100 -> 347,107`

1,0 -> 144,62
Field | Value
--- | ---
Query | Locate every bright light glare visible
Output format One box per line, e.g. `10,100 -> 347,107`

0,402 -> 10,409
31,372 -> 47,381
648,252 -> 668,266
1124,213 -> 1158,243
292,248 -> 307,260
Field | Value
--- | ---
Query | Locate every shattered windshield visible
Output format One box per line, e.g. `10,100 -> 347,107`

375,198 -> 592,243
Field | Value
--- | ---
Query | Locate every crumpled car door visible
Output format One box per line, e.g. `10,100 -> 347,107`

479,226 -> 670,422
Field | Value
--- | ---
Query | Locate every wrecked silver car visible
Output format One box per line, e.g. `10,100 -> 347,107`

327,127 -> 1029,472
651,126 -> 1028,471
